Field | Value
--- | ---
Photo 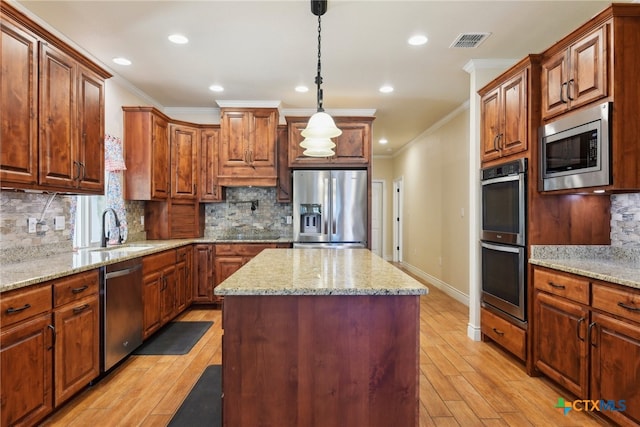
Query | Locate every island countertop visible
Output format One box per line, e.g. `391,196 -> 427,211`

214,248 -> 429,296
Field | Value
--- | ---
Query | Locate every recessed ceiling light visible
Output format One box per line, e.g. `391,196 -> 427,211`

168,34 -> 189,44
295,85 -> 309,93
379,138 -> 388,144
408,35 -> 428,46
112,57 -> 131,66
209,85 -> 224,92
379,85 -> 394,93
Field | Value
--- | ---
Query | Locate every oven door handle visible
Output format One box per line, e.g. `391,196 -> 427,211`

481,174 -> 522,186
481,241 -> 522,253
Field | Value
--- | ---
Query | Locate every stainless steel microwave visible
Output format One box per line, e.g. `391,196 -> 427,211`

539,102 -> 611,191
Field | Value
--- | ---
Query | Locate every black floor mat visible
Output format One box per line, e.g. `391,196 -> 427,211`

133,321 -> 213,355
169,365 -> 222,427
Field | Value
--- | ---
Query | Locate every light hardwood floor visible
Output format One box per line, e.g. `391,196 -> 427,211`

42,271 -> 610,426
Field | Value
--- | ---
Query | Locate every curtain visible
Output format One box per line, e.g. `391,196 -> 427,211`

105,134 -> 128,243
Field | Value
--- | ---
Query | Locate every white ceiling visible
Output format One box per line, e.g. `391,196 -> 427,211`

14,0 -> 627,155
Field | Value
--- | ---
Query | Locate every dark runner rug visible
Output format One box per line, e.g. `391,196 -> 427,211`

133,321 -> 213,355
169,365 -> 222,427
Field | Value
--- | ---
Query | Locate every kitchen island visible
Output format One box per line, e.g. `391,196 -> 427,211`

215,248 -> 428,427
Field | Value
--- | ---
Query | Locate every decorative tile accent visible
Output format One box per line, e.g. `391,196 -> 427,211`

611,193 -> 640,247
203,187 -> 293,238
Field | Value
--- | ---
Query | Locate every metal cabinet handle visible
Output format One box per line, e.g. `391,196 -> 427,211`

6,303 -> 31,314
576,317 -> 585,341
72,285 -> 89,294
73,304 -> 89,314
560,82 -> 568,104
566,79 -> 575,101
492,134 -> 500,151
492,327 -> 505,337
588,322 -> 597,347
548,281 -> 566,290
48,324 -> 56,349
73,161 -> 82,181
617,302 -> 640,312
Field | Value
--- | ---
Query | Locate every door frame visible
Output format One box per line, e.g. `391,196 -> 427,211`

393,177 -> 404,263
371,179 -> 385,258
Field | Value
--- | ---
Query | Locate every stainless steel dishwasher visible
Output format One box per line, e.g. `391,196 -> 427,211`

102,258 -> 143,372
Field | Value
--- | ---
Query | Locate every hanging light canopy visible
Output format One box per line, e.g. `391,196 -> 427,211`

301,0 -> 341,157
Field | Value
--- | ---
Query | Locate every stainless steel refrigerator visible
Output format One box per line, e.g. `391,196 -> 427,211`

293,170 -> 368,247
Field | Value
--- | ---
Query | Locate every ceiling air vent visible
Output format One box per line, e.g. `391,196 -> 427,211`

450,32 -> 491,48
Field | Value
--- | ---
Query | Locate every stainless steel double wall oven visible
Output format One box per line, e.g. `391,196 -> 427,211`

480,158 -> 527,324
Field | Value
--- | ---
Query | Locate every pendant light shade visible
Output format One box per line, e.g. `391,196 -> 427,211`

301,0 -> 341,157
301,112 -> 342,139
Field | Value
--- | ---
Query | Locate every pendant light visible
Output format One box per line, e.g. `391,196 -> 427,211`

301,0 -> 341,157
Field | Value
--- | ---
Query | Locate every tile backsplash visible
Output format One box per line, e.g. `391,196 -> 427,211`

611,193 -> 640,247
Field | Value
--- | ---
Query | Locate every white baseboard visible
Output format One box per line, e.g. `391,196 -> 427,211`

399,262 -> 469,306
467,323 -> 482,341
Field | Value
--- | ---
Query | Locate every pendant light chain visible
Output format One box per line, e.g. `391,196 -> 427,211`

315,14 -> 324,112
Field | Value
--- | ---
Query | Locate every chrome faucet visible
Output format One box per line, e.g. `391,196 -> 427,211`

101,208 -> 122,247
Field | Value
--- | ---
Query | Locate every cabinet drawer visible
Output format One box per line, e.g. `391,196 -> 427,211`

176,246 -> 190,263
481,308 -> 526,360
53,270 -> 99,307
143,249 -> 177,274
215,243 -> 276,257
533,267 -> 590,304
592,282 -> 640,324
1,284 -> 52,327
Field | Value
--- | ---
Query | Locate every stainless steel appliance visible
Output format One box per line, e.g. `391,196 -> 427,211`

293,170 -> 367,247
539,101 -> 611,191
480,158 -> 527,323
102,258 -> 143,372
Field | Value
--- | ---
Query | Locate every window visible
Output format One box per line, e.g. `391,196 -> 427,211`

73,195 -> 105,249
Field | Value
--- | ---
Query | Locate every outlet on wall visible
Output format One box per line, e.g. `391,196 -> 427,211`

54,216 -> 65,230
27,218 -> 37,233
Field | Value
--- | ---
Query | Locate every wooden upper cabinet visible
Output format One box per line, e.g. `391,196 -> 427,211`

0,15 -> 38,185
287,116 -> 373,167
123,107 -> 170,200
541,23 -> 609,120
38,43 -> 77,189
276,125 -> 291,202
199,126 -> 224,202
170,123 -> 198,199
0,2 -> 110,194
479,64 -> 529,164
218,108 -> 278,186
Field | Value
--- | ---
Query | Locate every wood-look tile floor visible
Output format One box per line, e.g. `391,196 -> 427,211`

42,270 -> 610,427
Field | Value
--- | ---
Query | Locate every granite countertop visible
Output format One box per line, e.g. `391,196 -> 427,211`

0,237 -> 293,293
529,245 -> 640,290
214,248 -> 429,296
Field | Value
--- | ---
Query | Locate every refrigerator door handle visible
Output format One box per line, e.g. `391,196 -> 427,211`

332,177 -> 337,235
324,177 -> 330,236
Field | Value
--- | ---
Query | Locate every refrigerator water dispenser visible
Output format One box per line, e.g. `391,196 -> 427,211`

299,204 -> 322,234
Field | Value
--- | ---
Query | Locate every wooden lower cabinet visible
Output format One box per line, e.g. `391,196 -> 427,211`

481,308 -> 526,361
176,246 -> 193,312
533,290 -> 589,397
214,244 -> 279,300
193,244 -> 216,303
533,266 -> 640,426
53,294 -> 99,405
142,250 -> 177,339
0,313 -> 54,427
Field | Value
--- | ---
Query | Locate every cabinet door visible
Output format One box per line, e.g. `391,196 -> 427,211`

39,43 -> 77,189
76,66 -> 105,193
568,25 -> 608,111
53,294 -> 99,405
541,50 -> 568,119
214,256 -> 244,295
1,314 -> 53,427
480,87 -> 502,163
276,125 -> 291,202
219,110 -> 250,173
160,266 -> 176,324
175,251 -> 189,313
142,271 -> 162,339
151,114 -> 170,199
200,126 -> 224,201
500,70 -> 527,157
170,124 -> 198,199
193,244 -> 214,303
0,17 -> 38,185
590,312 -> 640,426
331,122 -> 370,165
534,291 -> 589,397
249,109 -> 278,170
